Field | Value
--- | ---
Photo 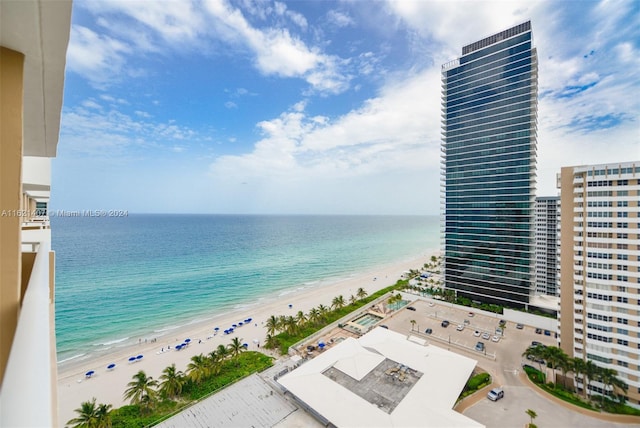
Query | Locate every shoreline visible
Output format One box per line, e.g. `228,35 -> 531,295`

57,250 -> 438,426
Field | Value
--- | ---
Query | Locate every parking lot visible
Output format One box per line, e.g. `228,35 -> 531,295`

384,298 -> 557,367
380,298 -> 638,428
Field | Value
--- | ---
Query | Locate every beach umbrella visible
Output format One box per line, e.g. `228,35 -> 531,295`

176,344 -> 182,350
238,322 -> 243,326
232,324 -> 237,328
253,339 -> 259,344
85,370 -> 95,377
184,338 -> 191,343
136,354 -> 143,360
107,363 -> 116,370
128,357 -> 136,362
288,304 -> 293,309
214,327 -> 220,331
242,343 -> 248,348
318,343 -> 325,349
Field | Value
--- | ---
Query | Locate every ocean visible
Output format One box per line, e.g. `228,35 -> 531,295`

52,214 -> 440,365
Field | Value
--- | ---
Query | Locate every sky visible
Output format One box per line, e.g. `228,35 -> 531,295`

52,0 -> 640,215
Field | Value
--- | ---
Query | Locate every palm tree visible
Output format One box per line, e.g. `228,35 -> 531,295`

598,367 -> 628,406
186,354 -> 209,384
283,315 -> 297,334
308,307 -> 321,325
525,409 -> 537,427
158,363 -> 185,400
356,287 -> 367,300
264,334 -> 279,350
66,400 -> 113,428
584,359 -> 599,400
522,345 -> 547,374
543,346 -> 567,385
123,371 -> 158,409
556,353 -> 573,390
332,295 -> 345,310
216,343 -> 229,361
265,315 -> 280,336
295,310 -> 307,327
572,357 -> 586,396
410,319 -> 416,331
349,294 -> 357,306
95,403 -> 112,428
228,337 -> 245,365
317,304 -> 329,321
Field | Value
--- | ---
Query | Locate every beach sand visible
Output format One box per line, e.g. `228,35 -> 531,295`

56,252 -> 436,426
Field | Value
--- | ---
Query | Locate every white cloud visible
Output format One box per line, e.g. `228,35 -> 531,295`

204,0 -> 349,93
66,25 -> 131,88
326,10 -> 354,28
207,67 -> 441,213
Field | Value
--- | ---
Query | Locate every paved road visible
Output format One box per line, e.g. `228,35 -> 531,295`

385,298 -> 640,428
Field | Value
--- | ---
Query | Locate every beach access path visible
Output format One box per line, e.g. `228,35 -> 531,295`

56,252 -> 436,426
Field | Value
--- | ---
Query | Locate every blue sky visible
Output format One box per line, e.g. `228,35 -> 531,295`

53,0 -> 640,215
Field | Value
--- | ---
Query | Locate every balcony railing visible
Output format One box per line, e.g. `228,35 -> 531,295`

0,233 -> 56,427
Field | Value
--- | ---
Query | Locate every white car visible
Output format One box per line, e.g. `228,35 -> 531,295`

456,324 -> 464,331
482,332 -> 491,340
492,335 -> 500,342
428,302 -> 435,307
473,330 -> 481,337
487,388 -> 504,401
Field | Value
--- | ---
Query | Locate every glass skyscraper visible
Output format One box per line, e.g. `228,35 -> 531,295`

441,21 -> 538,307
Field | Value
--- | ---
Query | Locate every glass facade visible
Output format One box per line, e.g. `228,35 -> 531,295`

441,21 -> 537,306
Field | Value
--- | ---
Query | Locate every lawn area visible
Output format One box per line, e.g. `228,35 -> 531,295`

523,365 -> 640,416
108,352 -> 273,427
273,281 -> 407,354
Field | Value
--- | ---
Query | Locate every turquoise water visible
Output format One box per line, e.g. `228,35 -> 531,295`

353,313 -> 383,327
52,214 -> 439,364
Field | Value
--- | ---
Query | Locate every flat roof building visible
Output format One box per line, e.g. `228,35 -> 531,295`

558,161 -> 640,408
441,21 -> 538,307
277,327 -> 483,427
535,196 -> 560,296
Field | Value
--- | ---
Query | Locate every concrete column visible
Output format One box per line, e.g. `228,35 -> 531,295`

0,46 -> 24,384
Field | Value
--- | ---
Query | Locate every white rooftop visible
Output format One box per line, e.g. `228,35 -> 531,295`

278,327 -> 484,428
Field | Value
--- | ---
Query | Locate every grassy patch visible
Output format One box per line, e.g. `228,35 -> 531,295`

459,372 -> 491,399
105,352 -> 273,427
273,281 -> 406,354
183,352 -> 273,400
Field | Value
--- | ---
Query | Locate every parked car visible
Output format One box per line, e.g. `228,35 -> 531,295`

516,323 -> 524,329
468,312 -> 474,317
474,330 -> 481,337
428,302 -> 435,307
441,320 -> 450,328
425,328 -> 433,335
499,319 -> 506,327
475,341 -> 485,352
379,325 -> 389,329
535,328 -> 542,334
492,335 -> 500,342
463,319 -> 470,325
482,332 -> 491,340
531,341 -> 544,348
544,329 -> 551,336
407,306 -> 416,311
487,388 -> 504,401
456,324 -> 464,331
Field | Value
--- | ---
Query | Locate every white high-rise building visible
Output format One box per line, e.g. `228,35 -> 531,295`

535,197 -> 559,296
558,161 -> 640,407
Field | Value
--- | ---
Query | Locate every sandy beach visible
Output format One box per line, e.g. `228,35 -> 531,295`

56,252 -> 436,426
